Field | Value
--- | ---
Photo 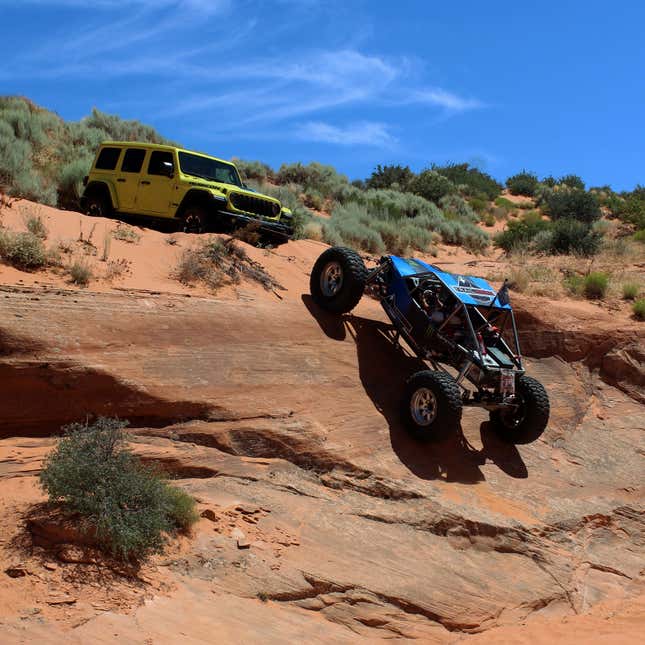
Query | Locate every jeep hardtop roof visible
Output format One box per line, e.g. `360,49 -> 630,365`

390,255 -> 511,310
98,141 -> 236,168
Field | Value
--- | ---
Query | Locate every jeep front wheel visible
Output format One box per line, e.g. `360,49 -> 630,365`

182,207 -> 207,234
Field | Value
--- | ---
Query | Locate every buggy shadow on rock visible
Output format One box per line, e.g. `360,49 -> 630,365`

310,247 -> 550,444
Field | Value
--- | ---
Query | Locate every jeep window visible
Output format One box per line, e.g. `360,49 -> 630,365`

121,148 -> 146,173
178,152 -> 242,187
95,147 -> 121,170
148,151 -> 174,176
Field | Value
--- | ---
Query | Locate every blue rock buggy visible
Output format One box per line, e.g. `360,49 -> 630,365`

310,247 -> 550,443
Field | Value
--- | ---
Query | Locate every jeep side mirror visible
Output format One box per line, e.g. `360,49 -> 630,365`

160,161 -> 174,178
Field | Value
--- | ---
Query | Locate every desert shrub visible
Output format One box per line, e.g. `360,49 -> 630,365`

468,196 -> 488,213
24,214 -> 47,239
439,193 -> 478,223
494,197 -> 517,212
175,238 -> 281,291
634,230 -> 645,243
113,224 -> 141,244
633,299 -> 645,320
0,230 -> 47,269
276,162 -> 349,200
539,219 -> 602,256
39,418 -> 198,561
233,158 -> 273,182
583,272 -> 609,299
409,170 -> 455,204
432,163 -> 502,200
303,189 -> 324,211
482,213 -> 495,227
559,174 -> 585,190
366,164 -> 414,191
494,212 -> 550,252
506,171 -> 539,197
302,219 -> 324,241
612,186 -> 645,230
68,257 -> 92,285
58,157 -> 93,209
323,203 -> 385,254
544,188 -> 601,223
541,176 -> 557,187
622,283 -> 640,300
564,274 -> 584,296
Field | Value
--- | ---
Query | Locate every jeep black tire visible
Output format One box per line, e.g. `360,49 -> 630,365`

489,375 -> 549,444
402,370 -> 463,441
310,246 -> 367,314
182,206 -> 207,234
83,191 -> 112,219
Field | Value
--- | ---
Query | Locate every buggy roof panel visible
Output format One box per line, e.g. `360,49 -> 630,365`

390,256 -> 512,309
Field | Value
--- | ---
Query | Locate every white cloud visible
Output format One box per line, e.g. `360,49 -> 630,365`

295,121 -> 396,147
410,88 -> 483,111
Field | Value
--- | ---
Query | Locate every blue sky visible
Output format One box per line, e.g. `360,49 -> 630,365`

0,0 -> 643,190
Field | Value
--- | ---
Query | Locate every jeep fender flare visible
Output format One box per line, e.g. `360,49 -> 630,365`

82,181 -> 118,211
175,188 -> 227,220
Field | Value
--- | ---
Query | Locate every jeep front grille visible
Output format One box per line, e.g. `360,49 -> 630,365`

229,192 -> 280,218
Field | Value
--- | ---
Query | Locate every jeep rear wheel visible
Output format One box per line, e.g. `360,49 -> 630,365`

402,370 -> 463,441
84,193 -> 111,219
489,375 -> 549,444
310,246 -> 367,314
182,207 -> 207,234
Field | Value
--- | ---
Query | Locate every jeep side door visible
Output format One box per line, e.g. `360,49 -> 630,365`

116,147 -> 147,211
135,150 -> 176,217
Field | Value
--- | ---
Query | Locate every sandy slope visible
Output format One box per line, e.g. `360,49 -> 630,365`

0,200 -> 643,643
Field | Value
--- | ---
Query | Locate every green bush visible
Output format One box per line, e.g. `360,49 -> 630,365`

564,274 -> 584,296
583,272 -> 609,299
633,298 -> 645,320
544,188 -> 601,223
409,169 -> 455,204
233,158 -> 274,182
0,230 -> 47,269
612,187 -> 645,230
68,258 -> 92,286
468,196 -> 488,213
622,283 -> 639,300
366,164 -> 414,191
539,219 -> 602,256
494,212 -> 550,252
541,176 -> 557,187
506,171 -> 539,197
25,214 -> 47,239
634,230 -> 645,243
494,196 -> 516,211
559,174 -> 585,190
40,418 -> 198,561
276,161 -> 349,201
439,193 -> 478,223
432,163 -> 502,200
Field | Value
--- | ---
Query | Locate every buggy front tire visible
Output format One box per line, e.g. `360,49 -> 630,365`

489,375 -> 549,444
402,370 -> 463,441
310,246 -> 367,314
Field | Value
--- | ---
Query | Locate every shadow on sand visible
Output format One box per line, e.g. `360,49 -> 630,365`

302,294 -> 528,483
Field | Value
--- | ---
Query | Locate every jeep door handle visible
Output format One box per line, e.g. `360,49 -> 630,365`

140,180 -> 151,185
117,178 -> 126,183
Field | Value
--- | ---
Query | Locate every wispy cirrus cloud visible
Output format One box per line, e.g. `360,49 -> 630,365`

295,121 -> 396,147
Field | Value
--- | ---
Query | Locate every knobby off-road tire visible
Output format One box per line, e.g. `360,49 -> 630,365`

83,191 -> 112,219
182,206 -> 208,234
310,246 -> 368,314
489,375 -> 550,444
402,370 -> 463,441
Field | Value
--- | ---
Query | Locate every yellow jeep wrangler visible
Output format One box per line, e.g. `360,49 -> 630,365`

80,142 -> 293,239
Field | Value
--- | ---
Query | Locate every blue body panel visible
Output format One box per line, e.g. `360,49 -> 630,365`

389,256 -> 511,310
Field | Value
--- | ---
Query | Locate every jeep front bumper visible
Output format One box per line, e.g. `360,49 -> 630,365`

218,210 -> 293,240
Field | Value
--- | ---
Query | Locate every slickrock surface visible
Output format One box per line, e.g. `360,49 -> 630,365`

0,200 -> 643,642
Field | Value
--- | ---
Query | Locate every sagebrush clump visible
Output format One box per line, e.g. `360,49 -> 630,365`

40,418 -> 198,561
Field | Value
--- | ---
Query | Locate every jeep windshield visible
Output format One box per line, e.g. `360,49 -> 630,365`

178,152 -> 242,187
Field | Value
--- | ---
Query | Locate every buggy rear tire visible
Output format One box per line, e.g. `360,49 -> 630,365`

310,246 -> 367,314
402,370 -> 463,441
489,375 -> 549,444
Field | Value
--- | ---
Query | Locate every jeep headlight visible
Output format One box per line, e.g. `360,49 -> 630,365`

281,208 -> 293,220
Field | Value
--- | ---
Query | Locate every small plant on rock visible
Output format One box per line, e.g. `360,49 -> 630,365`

622,283 -> 640,300
40,417 -> 199,561
633,298 -> 645,320
583,272 -> 609,299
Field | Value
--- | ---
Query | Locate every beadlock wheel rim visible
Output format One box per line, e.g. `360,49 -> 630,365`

320,261 -> 343,297
410,387 -> 438,426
